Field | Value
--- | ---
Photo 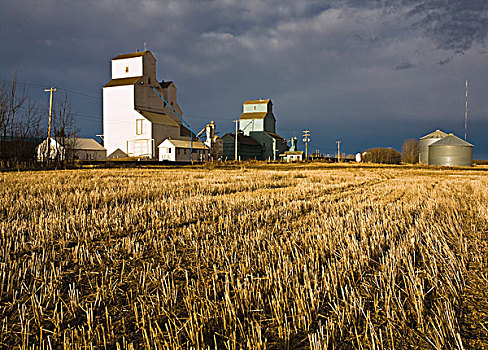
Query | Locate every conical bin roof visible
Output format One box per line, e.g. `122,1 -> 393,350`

430,134 -> 473,147
420,129 -> 449,140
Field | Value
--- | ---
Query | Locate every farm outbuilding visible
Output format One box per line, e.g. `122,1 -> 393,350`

280,151 -> 303,162
419,129 -> 448,164
158,139 -> 208,162
428,134 -> 473,167
108,148 -> 129,159
37,137 -> 106,161
222,133 -> 263,161
279,137 -> 304,162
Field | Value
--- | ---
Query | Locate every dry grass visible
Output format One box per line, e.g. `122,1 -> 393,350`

0,165 -> 487,349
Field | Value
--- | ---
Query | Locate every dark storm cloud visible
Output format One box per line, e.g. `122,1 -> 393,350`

1,0 -> 487,157
438,56 -> 453,66
407,0 -> 488,53
395,62 -> 415,70
345,0 -> 488,50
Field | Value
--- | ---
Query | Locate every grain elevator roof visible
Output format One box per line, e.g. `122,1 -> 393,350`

103,77 -> 141,87
243,99 -> 271,105
112,51 -> 149,60
265,132 -> 286,141
240,112 -> 268,120
137,110 -> 180,127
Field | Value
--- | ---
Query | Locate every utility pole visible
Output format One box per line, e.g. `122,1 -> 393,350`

465,80 -> 468,140
336,140 -> 341,162
302,130 -> 310,160
44,87 -> 56,161
234,119 -> 239,161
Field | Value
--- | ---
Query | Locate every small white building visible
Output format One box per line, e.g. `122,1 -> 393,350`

37,137 -> 106,161
279,137 -> 303,162
280,151 -> 304,162
103,50 -> 192,159
158,139 -> 209,162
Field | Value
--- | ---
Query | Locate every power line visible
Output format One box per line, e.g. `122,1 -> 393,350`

65,90 -> 101,101
0,79 -> 102,101
10,102 -> 105,122
1,79 -> 213,132
0,79 -> 135,124
0,80 -> 46,89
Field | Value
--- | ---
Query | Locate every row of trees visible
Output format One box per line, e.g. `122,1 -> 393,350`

362,147 -> 402,164
0,71 -> 76,165
362,139 -> 419,165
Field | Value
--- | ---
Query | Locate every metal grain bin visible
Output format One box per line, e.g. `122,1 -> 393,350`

428,134 -> 473,167
419,129 -> 448,164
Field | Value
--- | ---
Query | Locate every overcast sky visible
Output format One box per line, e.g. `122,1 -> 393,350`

1,0 -> 487,157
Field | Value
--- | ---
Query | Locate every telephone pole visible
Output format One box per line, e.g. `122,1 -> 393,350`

464,80 -> 468,140
234,119 -> 239,161
44,87 -> 56,160
302,130 -> 310,160
336,140 -> 341,162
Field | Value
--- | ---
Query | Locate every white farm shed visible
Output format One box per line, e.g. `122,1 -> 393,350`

280,151 -> 304,162
158,139 -> 209,162
37,137 -> 106,161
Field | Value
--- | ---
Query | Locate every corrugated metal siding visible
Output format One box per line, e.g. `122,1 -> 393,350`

428,145 -> 473,167
419,138 -> 442,164
222,135 -> 262,160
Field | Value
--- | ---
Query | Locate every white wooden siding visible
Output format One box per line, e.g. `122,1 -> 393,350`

112,57 -> 144,79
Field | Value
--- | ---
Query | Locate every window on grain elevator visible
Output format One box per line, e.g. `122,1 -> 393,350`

136,119 -> 144,135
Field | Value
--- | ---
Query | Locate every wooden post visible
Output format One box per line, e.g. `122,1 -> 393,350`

234,120 -> 238,161
336,140 -> 341,162
302,130 -> 310,160
44,87 -> 56,161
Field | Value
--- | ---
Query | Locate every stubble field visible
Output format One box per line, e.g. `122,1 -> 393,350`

0,164 -> 487,349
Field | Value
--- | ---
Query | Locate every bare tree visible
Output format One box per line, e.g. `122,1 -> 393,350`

0,70 -> 76,166
0,82 -> 8,154
0,70 -> 31,162
402,139 -> 419,164
21,97 -> 43,139
13,97 -> 43,161
5,70 -> 27,140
